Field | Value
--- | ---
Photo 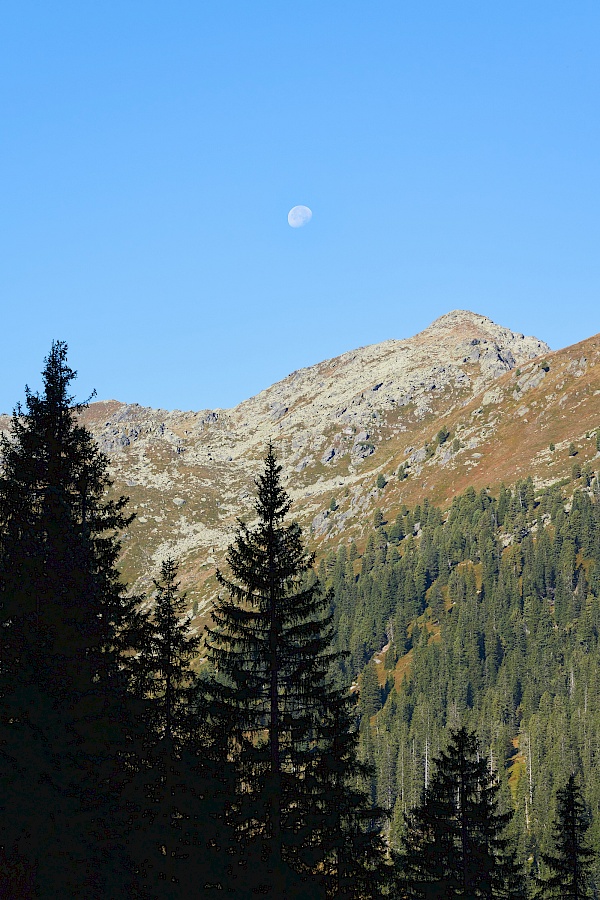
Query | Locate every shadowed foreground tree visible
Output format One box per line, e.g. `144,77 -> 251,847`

0,342 -> 149,897
397,727 -> 524,899
125,558 -> 235,897
311,690 -> 389,899
205,445 -> 387,897
534,774 -> 595,900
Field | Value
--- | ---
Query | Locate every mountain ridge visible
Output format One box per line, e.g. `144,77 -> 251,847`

6,309 -> 600,626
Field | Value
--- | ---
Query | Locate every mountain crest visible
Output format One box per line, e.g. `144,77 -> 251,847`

9,309 -> 596,622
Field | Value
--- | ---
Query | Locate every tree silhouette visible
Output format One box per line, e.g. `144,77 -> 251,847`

125,557 -> 235,896
310,690 -> 389,899
205,445 -> 386,897
535,774 -> 594,900
0,342 -> 148,896
398,727 -> 524,899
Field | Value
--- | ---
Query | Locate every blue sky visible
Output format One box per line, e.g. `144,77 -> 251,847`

1,2 -> 599,413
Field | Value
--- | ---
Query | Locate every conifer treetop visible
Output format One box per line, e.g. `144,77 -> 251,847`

254,441 -> 292,525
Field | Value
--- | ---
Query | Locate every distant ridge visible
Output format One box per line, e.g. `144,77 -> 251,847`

7,309 -> 600,627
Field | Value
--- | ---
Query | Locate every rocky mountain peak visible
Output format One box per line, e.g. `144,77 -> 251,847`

46,310 -> 554,608
226,310 -> 549,453
5,310 -> 600,629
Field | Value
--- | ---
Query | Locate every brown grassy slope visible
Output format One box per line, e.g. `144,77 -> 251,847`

331,334 -> 600,554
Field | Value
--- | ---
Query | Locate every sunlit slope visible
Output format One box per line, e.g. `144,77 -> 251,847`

6,311 -> 600,623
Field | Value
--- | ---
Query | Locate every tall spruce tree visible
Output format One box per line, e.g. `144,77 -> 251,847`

397,727 -> 524,899
0,342 -> 148,897
205,446 -> 386,897
534,774 -> 594,900
125,558 -> 234,896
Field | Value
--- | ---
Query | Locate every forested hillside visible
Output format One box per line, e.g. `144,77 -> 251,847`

3,340 -> 600,897
320,473 -> 600,884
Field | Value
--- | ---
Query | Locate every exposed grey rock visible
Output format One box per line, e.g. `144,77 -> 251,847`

482,387 -> 503,406
352,442 -> 375,459
517,369 -> 546,393
409,448 -> 427,464
270,402 -> 288,421
311,510 -> 331,535
76,309 -> 550,600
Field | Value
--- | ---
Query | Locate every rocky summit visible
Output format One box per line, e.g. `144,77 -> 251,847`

11,309 -> 600,625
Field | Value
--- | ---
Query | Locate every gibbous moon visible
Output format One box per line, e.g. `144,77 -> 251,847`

288,205 -> 312,228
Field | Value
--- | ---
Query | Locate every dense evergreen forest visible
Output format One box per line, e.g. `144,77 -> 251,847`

1,342 -> 599,898
319,472 -> 600,890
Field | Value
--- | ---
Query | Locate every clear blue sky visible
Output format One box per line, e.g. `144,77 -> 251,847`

1,2 -> 599,413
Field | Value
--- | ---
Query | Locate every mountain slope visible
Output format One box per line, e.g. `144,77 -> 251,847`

70,310 -> 555,611
7,309 -> 599,623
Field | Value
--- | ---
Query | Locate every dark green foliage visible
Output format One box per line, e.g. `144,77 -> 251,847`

145,558 -> 201,743
569,443 -> 578,456
436,427 -> 450,446
205,446 -> 386,896
359,661 -> 383,722
397,728 -> 524,899
125,558 -> 234,894
377,474 -> 387,490
313,691 -> 389,899
0,342 -> 148,896
325,474 -> 600,891
535,775 -> 594,899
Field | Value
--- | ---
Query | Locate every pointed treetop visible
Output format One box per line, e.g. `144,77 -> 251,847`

23,340 -> 96,415
254,442 -> 291,524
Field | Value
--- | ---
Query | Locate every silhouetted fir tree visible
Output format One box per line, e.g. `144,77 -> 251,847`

125,558 -> 235,897
534,774 -> 595,899
0,342 -> 149,897
396,783 -> 457,899
397,728 -> 524,899
145,559 -> 202,744
205,446 -> 386,897
310,690 -> 389,899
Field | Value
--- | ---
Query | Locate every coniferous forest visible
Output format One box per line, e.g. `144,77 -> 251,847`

2,343 -> 600,898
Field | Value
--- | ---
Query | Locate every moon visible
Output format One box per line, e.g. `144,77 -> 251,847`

288,205 -> 312,228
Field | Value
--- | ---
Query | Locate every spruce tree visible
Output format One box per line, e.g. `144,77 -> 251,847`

145,558 -> 201,744
126,557 -> 234,896
0,342 -> 148,896
397,727 -> 524,899
534,774 -> 594,900
310,690 -> 389,899
205,446 -> 386,897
